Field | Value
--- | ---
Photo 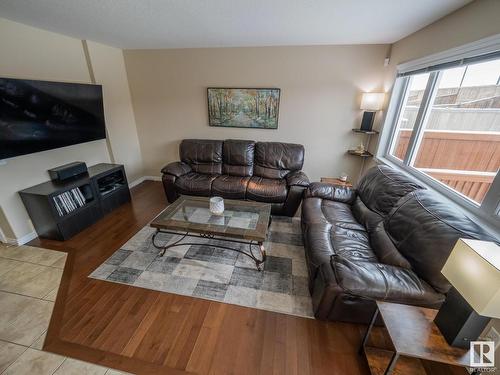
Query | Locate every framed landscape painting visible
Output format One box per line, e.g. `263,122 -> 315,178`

207,88 -> 280,129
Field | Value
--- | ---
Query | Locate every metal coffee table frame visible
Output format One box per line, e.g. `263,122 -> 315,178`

151,229 -> 267,271
150,196 -> 271,271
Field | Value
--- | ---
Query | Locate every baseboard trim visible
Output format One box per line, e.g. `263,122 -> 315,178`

129,176 -> 146,188
129,176 -> 161,188
2,231 -> 38,246
145,175 -> 162,182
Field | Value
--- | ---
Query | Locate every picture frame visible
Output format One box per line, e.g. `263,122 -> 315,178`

207,88 -> 280,129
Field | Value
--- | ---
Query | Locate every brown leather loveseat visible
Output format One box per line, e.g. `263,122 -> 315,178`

161,139 -> 309,216
301,165 -> 498,323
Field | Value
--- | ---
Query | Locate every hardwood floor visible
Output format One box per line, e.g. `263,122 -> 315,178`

28,181 -> 464,375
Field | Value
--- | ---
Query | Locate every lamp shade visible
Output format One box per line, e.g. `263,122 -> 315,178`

441,239 -> 500,318
360,92 -> 385,111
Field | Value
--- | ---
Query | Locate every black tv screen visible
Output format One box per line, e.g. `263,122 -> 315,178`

0,77 -> 106,160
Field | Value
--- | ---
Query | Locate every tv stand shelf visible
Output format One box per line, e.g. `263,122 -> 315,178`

19,163 -> 131,241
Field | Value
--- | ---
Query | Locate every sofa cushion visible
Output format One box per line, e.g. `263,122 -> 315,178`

212,175 -> 251,199
369,222 -> 411,269
301,197 -> 329,225
356,165 -> 424,217
286,171 -> 310,187
174,172 -> 217,196
351,197 -> 383,233
302,197 -> 362,229
302,197 -> 378,277
305,182 -> 356,204
161,161 -> 192,177
222,139 -> 255,176
302,221 -> 377,281
329,226 -> 377,263
180,139 -> 223,175
332,256 -> 444,306
385,190 -> 499,293
246,176 -> 288,203
321,200 -> 366,232
303,222 -> 335,277
254,142 -> 304,179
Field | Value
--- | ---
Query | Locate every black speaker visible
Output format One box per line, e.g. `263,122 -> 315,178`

48,162 -> 88,182
360,111 -> 376,131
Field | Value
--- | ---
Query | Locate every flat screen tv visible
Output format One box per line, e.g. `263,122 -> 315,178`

0,77 -> 106,160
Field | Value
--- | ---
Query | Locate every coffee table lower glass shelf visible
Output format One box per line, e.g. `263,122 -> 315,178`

150,196 -> 272,271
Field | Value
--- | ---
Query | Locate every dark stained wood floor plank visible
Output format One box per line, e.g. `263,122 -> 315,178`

121,292 -> 166,357
184,302 -> 227,374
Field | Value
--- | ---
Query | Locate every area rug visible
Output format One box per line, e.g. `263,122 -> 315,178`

89,216 -> 313,318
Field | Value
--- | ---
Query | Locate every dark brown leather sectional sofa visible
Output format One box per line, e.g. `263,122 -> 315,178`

161,139 -> 309,216
301,165 -> 498,323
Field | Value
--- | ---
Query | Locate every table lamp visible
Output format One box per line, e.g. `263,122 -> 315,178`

360,92 -> 384,131
435,238 -> 500,348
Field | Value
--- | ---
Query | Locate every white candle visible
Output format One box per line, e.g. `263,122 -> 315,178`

209,196 -> 224,215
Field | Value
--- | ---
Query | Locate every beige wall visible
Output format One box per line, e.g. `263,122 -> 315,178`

0,19 -> 142,242
86,41 -> 144,182
389,0 -> 500,67
124,45 -> 389,181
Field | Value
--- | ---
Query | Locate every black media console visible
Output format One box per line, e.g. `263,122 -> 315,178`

19,163 -> 131,241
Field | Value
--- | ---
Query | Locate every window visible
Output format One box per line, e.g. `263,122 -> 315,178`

381,52 -> 500,222
389,73 -> 430,161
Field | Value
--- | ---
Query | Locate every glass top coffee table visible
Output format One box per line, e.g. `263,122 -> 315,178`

150,196 -> 272,270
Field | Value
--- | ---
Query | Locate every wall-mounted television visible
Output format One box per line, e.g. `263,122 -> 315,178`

0,77 -> 106,160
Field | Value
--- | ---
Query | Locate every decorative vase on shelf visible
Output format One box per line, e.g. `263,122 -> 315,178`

355,143 -> 366,154
209,196 -> 225,215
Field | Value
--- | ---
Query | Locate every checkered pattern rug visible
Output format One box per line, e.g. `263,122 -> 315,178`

89,216 -> 313,318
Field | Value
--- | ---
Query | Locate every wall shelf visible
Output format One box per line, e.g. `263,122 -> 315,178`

347,150 -> 374,158
349,127 -> 379,181
352,128 -> 379,135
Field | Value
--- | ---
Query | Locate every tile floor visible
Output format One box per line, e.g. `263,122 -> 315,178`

0,243 -> 132,375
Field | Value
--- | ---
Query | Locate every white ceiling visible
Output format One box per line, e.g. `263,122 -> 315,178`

0,0 -> 472,49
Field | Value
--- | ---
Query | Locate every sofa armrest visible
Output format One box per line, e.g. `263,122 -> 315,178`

286,170 -> 310,187
161,161 -> 192,177
331,256 -> 444,306
304,182 -> 356,204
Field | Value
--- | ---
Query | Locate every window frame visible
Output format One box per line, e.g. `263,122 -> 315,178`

377,35 -> 500,231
